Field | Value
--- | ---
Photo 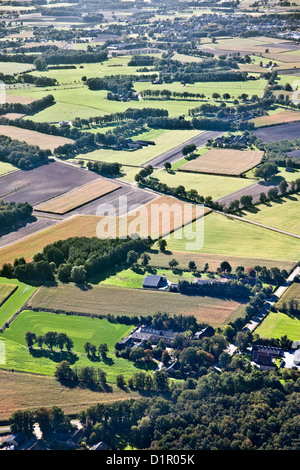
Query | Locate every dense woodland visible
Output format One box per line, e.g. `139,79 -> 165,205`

0,135 -> 50,169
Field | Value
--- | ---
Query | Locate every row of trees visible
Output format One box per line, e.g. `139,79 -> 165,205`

0,94 -> 55,117
25,330 -> 74,352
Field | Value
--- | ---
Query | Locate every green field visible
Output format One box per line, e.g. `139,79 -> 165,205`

97,266 -> 205,288
0,310 -> 155,383
0,283 -> 17,306
0,161 -> 18,176
162,212 -> 300,261
0,278 -> 36,328
151,169 -> 255,200
76,129 -> 202,166
255,311 -> 300,341
240,193 -> 300,236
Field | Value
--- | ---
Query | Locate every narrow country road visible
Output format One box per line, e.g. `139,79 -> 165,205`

143,130 -> 223,168
244,265 -> 300,332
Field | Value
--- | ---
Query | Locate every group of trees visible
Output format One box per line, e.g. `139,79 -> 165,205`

1,236 -> 153,285
75,366 -> 300,450
176,279 -> 253,300
0,201 -> 32,232
0,134 -> 50,170
25,330 -> 74,352
86,161 -> 122,176
55,361 -> 108,388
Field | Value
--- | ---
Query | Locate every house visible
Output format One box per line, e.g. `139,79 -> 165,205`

194,326 -> 215,340
143,275 -> 167,289
252,345 -> 283,369
90,441 -> 109,450
294,348 -> 300,366
130,326 -> 176,346
2,432 -> 26,449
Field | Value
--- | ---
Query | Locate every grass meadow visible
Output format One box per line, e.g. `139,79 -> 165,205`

0,278 -> 36,328
0,310 -> 156,383
151,169 -> 255,200
239,193 -> 300,236
255,311 -> 300,341
162,212 -> 300,261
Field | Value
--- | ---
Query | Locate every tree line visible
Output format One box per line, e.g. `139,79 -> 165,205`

0,94 -> 55,117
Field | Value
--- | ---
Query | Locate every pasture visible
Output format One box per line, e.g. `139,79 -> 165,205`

0,283 -> 18,307
239,193 -> 300,236
0,278 -> 36,328
151,169 -> 255,200
0,161 -> 18,176
277,283 -> 300,312
0,310 -> 154,383
179,148 -> 263,176
162,212 -> 300,262
76,129 -> 202,167
255,311 -> 300,341
27,284 -> 245,327
0,125 -> 74,152
35,178 -> 121,215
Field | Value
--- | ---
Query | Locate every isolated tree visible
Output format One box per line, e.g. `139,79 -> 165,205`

164,162 -> 172,171
188,261 -> 197,272
169,258 -> 179,269
158,239 -> 167,252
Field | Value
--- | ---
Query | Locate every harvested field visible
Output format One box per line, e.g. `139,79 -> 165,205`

112,195 -> 209,240
179,149 -> 264,176
0,125 -> 74,152
0,283 -> 17,307
253,122 -> 300,142
147,250 -> 296,273
5,94 -> 36,105
0,215 -> 101,267
251,109 -> 300,128
35,178 -> 121,215
27,284 -> 245,326
0,369 -> 142,421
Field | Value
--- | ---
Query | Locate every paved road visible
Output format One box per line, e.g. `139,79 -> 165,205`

143,130 -> 223,168
244,265 -> 300,332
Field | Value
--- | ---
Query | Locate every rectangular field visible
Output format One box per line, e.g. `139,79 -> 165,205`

0,369 -> 142,421
253,122 -> 300,142
251,109 -> 300,128
0,278 -> 36,328
152,169 -> 255,200
240,194 -> 300,236
35,178 -> 121,214
0,283 -> 18,307
179,149 -> 264,176
255,311 -> 300,341
27,284 -> 245,327
0,125 -> 74,152
0,216 -> 101,267
163,212 -> 300,262
147,250 -> 296,273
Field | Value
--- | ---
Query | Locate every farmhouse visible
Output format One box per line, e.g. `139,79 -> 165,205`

143,274 -> 168,289
252,345 -> 283,369
194,325 -> 215,340
130,326 -> 177,346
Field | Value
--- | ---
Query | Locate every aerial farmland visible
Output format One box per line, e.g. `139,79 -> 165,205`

0,0 -> 299,453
